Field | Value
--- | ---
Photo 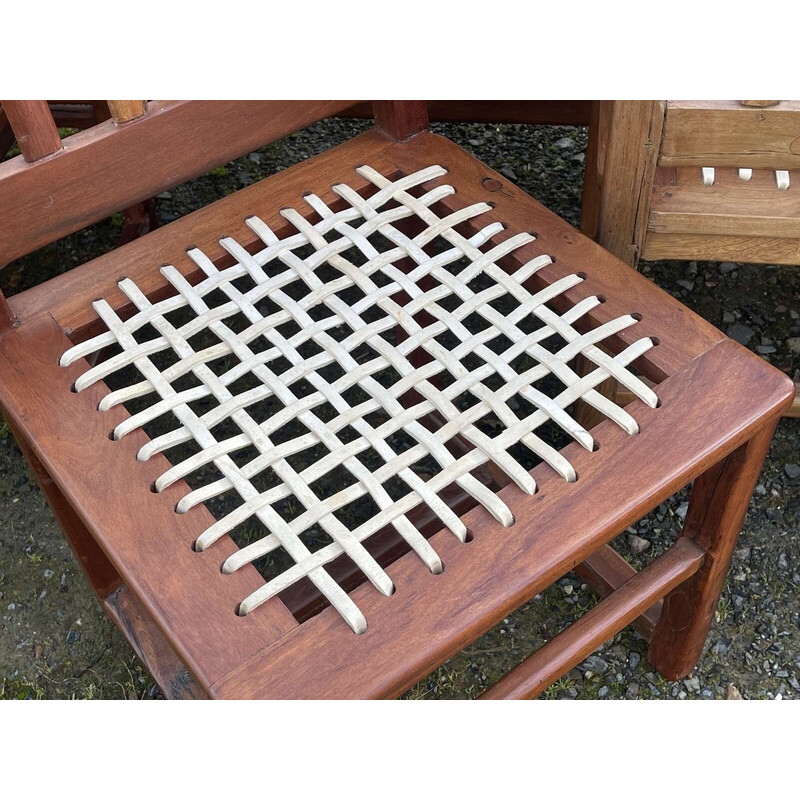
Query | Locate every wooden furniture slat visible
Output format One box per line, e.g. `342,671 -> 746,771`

478,538 -> 704,699
580,101 -> 666,266
0,99 -> 356,266
105,586 -> 209,699
210,339 -> 793,699
649,419 -> 779,678
0,313 -> 299,688
1,100 -> 62,162
649,167 -> 800,239
660,101 -> 800,169
373,101 -> 428,141
642,231 -> 800,265
342,100 -> 593,127
575,544 -> 661,639
383,132 -> 724,382
7,128 -> 397,336
107,100 -> 146,124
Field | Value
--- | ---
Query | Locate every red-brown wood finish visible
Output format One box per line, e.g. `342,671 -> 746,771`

648,418 -> 780,678
1,100 -> 62,162
479,538 -> 704,699
373,101 -> 429,141
0,106 -> 792,699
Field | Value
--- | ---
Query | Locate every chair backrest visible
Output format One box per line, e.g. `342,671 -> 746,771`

0,99 -> 429,328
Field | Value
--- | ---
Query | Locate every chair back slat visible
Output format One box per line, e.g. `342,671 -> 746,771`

107,100 -> 146,124
2,100 -> 62,162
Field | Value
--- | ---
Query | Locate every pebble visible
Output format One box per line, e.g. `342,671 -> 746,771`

597,686 -> 609,698
722,311 -> 735,324
726,324 -> 755,345
627,533 -> 650,554
711,639 -> 731,655
554,137 -> 574,149
787,337 -> 800,354
42,569 -> 54,579
625,682 -> 640,700
784,464 -> 800,479
676,279 -> 694,292
719,262 -> 737,274
675,501 -> 689,521
582,655 -> 609,674
629,652 -> 641,669
65,630 -> 80,645
725,684 -> 743,700
684,676 -> 701,692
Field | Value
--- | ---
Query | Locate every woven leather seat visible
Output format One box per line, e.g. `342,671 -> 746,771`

0,105 -> 793,698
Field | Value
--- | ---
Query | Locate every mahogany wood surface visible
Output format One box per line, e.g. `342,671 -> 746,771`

105,586 -> 209,699
0,314 -> 298,689
479,538 -> 704,699
1,100 -> 62,162
344,100 -> 593,126
383,132 -> 722,382
0,100 -> 355,266
575,543 -> 661,640
210,340 -> 792,698
373,101 -> 429,141
649,418 -> 780,678
0,112 -> 793,699
7,128 -> 397,336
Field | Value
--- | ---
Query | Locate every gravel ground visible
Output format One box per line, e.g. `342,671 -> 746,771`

0,117 -> 797,700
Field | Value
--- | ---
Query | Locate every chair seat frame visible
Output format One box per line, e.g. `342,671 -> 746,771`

0,106 -> 793,699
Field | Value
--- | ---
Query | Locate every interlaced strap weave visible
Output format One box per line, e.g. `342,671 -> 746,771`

61,164 -> 659,634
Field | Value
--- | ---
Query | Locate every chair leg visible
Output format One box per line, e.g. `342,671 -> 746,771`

6,419 -> 121,601
648,417 -> 779,679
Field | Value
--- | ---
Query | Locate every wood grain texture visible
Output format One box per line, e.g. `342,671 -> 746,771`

383,131 -> 721,382
106,100 -> 146,124
7,128 -> 397,336
660,100 -> 800,169
105,586 -> 208,699
575,542 -> 661,639
211,340 -> 793,698
1,100 -> 62,162
479,538 -> 704,699
373,101 -> 429,141
0,99 -> 355,265
642,231 -> 800,265
649,418 -> 781,678
0,314 -> 298,690
579,101 -> 665,266
344,100 -> 592,126
649,167 -> 800,239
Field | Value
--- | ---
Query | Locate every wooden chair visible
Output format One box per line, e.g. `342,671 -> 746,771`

581,100 -> 800,419
0,100 -> 793,699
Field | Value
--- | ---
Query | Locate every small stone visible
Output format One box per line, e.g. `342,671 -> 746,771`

562,584 -> 573,595
676,279 -> 694,292
554,137 -> 574,149
684,676 -> 701,692
756,346 -> 776,354
629,652 -> 641,669
42,569 -> 54,579
722,311 -> 735,324
625,682 -> 640,700
248,153 -> 262,164
627,534 -> 650,554
700,689 -> 714,698
725,684 -> 743,700
727,324 -> 755,345
678,690 -> 687,700
597,686 -> 609,698
775,305 -> 787,314
65,630 -> 81,645
675,501 -> 690,521
499,166 -> 518,181
711,639 -> 731,655
784,464 -> 800,479
719,262 -> 738,274
786,338 -> 800,354
582,655 -> 609,675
